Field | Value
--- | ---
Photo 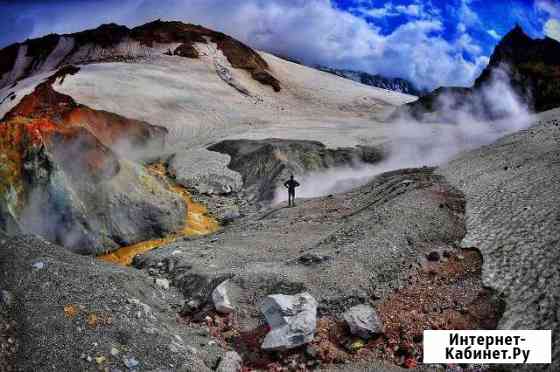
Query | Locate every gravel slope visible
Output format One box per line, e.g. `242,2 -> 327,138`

438,108 -> 560,371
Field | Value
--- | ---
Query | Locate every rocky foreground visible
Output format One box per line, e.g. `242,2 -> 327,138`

1,111 -> 558,371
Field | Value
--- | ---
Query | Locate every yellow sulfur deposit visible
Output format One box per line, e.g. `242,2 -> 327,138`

99,163 -> 218,266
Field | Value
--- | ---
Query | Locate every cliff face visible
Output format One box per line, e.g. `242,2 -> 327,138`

401,26 -> 560,120
0,67 -> 185,254
475,25 -> 560,112
0,20 -> 280,92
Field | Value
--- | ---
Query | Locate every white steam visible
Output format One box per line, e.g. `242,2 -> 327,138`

273,66 -> 532,204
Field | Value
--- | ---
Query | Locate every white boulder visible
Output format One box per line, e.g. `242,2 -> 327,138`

212,280 -> 235,314
260,292 -> 317,351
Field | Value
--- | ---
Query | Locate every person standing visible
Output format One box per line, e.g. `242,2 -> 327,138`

284,175 -> 300,207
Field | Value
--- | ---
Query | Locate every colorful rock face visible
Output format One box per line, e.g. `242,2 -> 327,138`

0,67 -> 187,255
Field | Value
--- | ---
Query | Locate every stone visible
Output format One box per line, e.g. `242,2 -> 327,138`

260,292 -> 318,351
427,251 -> 440,262
216,351 -> 242,372
211,280 -> 234,314
0,290 -> 12,307
169,149 -> 243,196
32,261 -> 45,270
123,357 -> 139,369
155,278 -> 170,290
343,304 -> 383,340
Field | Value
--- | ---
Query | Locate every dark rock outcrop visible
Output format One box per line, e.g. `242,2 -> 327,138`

208,138 -> 384,203
400,25 -> 560,120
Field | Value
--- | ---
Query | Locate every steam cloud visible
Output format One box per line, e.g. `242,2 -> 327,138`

272,66 -> 532,204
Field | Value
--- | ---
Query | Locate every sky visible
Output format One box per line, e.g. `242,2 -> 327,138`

0,0 -> 558,90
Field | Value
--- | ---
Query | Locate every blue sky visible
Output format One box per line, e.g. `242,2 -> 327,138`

1,0 -> 558,89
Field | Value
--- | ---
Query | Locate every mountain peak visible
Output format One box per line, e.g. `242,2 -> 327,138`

0,19 -> 281,92
497,24 -> 532,50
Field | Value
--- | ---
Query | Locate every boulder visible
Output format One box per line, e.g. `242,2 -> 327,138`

260,292 -> 317,351
343,304 -> 384,340
177,272 -> 233,315
212,280 -> 235,314
216,351 -> 242,372
169,149 -> 243,196
155,278 -> 170,290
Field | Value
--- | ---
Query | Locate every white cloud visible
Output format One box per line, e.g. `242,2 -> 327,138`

457,22 -> 467,33
358,3 -> 397,18
353,0 -> 438,20
457,33 -> 482,55
535,0 -> 560,18
14,0 -> 489,90
457,0 -> 480,29
487,29 -> 501,39
395,4 -> 422,17
544,18 -> 560,41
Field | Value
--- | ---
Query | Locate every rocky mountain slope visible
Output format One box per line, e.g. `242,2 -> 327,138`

317,67 -> 425,96
3,109 -> 558,370
0,20 -> 414,255
0,20 -> 280,92
400,25 -> 560,120
0,18 -> 558,372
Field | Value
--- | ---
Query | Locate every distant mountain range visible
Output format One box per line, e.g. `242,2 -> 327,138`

317,66 -> 426,96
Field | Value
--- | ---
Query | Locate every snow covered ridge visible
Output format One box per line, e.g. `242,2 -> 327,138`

317,66 -> 426,96
0,20 -> 280,92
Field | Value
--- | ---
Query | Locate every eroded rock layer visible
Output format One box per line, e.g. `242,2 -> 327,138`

208,138 -> 384,203
0,67 -> 185,254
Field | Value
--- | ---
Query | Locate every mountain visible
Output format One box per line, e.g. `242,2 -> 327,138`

400,25 -> 560,120
0,20 -> 280,92
1,19 -> 559,372
0,20 -> 414,253
317,66 -> 425,96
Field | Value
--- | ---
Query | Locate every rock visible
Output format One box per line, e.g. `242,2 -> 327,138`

304,345 -> 319,359
343,304 -> 383,339
220,209 -> 241,225
0,289 -> 12,307
208,139 -> 384,203
211,280 -> 234,314
427,251 -> 440,262
260,292 -> 318,351
155,278 -> 170,290
345,338 -> 365,352
123,356 -> 139,369
216,351 -> 242,372
31,261 -> 45,270
297,253 -> 332,266
177,273 -> 233,315
169,149 -> 243,196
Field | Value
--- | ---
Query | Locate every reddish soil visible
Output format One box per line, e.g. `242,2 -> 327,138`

181,249 -> 503,371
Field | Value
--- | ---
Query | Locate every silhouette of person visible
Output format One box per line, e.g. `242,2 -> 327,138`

284,175 -> 300,207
